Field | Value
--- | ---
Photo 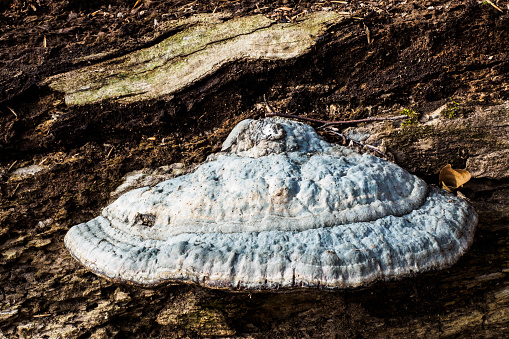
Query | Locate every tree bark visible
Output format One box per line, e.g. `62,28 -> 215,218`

1,2 -> 508,338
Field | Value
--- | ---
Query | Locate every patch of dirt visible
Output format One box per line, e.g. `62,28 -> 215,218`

1,0 -> 509,338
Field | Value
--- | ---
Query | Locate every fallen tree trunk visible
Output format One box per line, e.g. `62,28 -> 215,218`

1,2 -> 508,338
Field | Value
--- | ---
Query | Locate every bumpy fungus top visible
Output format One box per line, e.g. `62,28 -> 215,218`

65,118 -> 478,289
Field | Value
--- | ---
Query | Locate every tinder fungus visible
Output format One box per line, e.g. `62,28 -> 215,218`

65,118 -> 478,289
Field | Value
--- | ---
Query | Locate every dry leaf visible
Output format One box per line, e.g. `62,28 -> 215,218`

439,164 -> 471,191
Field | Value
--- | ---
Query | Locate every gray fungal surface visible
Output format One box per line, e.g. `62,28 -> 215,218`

65,118 -> 478,289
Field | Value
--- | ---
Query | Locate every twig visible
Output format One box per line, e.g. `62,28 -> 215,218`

8,160 -> 18,172
485,0 -> 503,12
263,97 -> 406,126
264,96 -> 330,124
364,23 -> 371,45
325,128 -> 389,158
6,106 -> 18,119
318,115 -> 406,128
178,0 -> 197,11
12,183 -> 20,196
106,145 -> 116,159
132,0 -> 143,10
262,96 -> 392,158
266,112 -> 334,125
275,7 -> 293,12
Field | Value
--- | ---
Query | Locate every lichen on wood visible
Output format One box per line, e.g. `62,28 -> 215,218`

44,12 -> 341,106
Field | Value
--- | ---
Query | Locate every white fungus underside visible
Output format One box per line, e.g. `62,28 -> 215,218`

64,118 -> 478,289
65,187 -> 477,289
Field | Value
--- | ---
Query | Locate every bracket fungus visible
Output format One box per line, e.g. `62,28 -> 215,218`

65,118 -> 478,289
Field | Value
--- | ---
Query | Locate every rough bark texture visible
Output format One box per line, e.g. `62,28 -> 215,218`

1,1 -> 508,338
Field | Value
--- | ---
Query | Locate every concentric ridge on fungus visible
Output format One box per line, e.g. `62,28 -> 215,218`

65,118 -> 478,289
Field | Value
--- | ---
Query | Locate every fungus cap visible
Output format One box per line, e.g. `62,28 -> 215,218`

65,118 -> 477,289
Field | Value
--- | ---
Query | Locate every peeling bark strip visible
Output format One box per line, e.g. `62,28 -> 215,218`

44,12 -> 341,106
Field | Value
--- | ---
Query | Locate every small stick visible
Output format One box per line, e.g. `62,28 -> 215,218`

6,106 -> 18,119
325,128 -> 389,158
364,23 -> 371,45
263,94 -> 276,114
132,0 -> 142,10
8,160 -> 18,172
318,115 -> 406,128
275,7 -> 293,12
263,96 -> 391,158
106,145 -> 115,159
178,0 -> 197,11
266,112 -> 332,125
485,0 -> 503,12
12,183 -> 20,196
264,95 -> 341,124
263,96 -> 407,126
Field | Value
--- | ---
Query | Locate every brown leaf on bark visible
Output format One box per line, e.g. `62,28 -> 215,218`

439,164 -> 471,192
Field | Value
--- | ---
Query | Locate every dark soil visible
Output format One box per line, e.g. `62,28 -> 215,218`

1,0 -> 509,338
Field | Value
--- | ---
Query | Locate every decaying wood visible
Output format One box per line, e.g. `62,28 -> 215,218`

44,12 -> 341,106
1,2 -> 508,338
